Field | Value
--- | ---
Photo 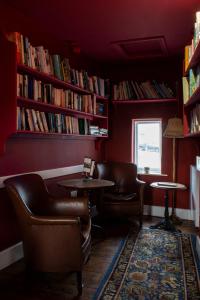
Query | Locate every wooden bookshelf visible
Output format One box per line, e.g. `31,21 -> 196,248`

183,21 -> 200,137
184,85 -> 200,108
17,97 -> 95,119
184,132 -> 200,138
185,41 -> 200,75
17,64 -> 91,95
15,131 -> 108,139
112,98 -> 177,104
0,33 -> 109,153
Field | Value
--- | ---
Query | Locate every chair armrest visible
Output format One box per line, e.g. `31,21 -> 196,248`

29,214 -> 80,225
136,178 -> 146,186
135,178 -> 146,207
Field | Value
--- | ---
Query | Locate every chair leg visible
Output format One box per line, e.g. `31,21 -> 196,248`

76,271 -> 83,295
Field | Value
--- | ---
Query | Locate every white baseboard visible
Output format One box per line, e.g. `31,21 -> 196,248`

0,164 -> 83,188
0,242 -> 23,270
143,205 -> 194,221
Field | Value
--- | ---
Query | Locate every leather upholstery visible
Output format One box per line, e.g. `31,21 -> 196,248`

4,174 -> 91,294
95,162 -> 145,225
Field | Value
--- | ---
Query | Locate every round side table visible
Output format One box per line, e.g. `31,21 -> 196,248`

150,182 -> 186,231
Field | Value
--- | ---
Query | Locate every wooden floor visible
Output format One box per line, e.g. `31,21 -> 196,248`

0,216 -> 198,300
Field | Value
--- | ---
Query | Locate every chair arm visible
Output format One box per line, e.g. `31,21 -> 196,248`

48,196 -> 90,219
29,214 -> 80,225
26,215 -> 84,270
136,178 -> 146,206
136,178 -> 146,186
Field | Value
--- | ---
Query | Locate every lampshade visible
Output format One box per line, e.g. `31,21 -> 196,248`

163,117 -> 184,138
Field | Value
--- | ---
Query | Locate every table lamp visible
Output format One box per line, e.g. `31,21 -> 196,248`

163,117 -> 184,223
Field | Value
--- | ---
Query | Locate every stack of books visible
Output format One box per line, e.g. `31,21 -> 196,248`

89,126 -> 108,136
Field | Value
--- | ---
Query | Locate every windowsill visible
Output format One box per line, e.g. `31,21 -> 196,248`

138,173 -> 168,176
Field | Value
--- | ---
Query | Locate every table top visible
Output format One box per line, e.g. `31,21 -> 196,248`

150,182 -> 187,190
58,178 -> 115,190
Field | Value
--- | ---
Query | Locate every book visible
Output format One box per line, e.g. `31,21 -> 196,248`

182,77 -> 189,104
26,109 -> 34,131
52,54 -> 63,80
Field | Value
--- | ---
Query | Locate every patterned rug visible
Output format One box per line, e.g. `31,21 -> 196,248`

93,228 -> 200,300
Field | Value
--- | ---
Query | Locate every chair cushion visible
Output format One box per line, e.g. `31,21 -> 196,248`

103,192 -> 137,202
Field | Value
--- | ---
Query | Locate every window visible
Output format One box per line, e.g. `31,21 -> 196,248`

133,119 -> 162,174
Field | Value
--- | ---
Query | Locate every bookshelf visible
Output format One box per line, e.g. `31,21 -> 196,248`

184,41 -> 200,75
112,98 -> 177,105
183,12 -> 200,137
112,79 -> 176,102
0,32 -> 109,153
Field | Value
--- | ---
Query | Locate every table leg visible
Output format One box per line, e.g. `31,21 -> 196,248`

150,189 -> 177,231
89,189 -> 104,234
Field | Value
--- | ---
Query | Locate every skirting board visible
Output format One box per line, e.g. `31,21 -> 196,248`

143,205 -> 194,221
0,242 -> 23,270
0,205 -> 194,270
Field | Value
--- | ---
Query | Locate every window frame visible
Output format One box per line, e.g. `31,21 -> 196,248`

132,118 -> 162,175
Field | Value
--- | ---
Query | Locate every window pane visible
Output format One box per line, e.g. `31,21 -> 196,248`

134,120 -> 161,174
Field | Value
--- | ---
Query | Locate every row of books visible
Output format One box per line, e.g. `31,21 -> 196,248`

182,66 -> 200,104
17,73 -> 96,114
184,11 -> 200,71
17,107 -> 92,135
12,32 -> 109,97
112,80 -> 174,100
189,104 -> 200,134
17,107 -> 108,135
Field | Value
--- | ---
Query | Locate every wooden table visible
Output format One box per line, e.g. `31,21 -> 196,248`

58,178 -> 114,191
58,178 -> 115,227
150,182 -> 186,231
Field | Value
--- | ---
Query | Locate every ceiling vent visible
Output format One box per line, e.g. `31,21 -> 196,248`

111,36 -> 168,60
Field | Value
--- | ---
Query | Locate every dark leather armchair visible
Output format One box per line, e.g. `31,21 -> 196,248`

4,173 -> 91,294
95,162 -> 145,226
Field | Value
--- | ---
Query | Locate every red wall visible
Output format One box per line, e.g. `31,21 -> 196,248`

0,3 -> 199,253
0,3 -> 104,251
1,137 -> 100,176
106,101 -> 199,209
102,59 -> 200,209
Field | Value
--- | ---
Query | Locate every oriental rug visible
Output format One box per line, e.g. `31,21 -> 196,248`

93,228 -> 200,300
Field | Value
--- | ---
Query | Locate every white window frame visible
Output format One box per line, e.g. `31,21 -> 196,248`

132,119 -> 162,174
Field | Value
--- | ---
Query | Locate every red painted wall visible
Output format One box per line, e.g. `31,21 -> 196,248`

0,4 -> 103,251
102,59 -> 200,209
1,137 -> 100,177
0,3 -> 199,253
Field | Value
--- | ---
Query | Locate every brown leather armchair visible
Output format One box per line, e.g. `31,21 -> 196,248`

4,173 -> 91,294
95,162 -> 145,226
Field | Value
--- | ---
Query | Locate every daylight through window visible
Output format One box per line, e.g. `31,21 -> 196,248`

134,119 -> 162,174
